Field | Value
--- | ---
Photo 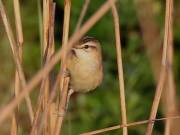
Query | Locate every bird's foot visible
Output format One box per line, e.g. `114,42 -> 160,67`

65,89 -> 74,110
63,69 -> 70,78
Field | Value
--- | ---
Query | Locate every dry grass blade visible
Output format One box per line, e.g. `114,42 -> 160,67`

33,69 -> 61,135
11,116 -> 17,135
80,116 -> 180,135
164,33 -> 176,135
47,2 -> 56,134
74,0 -> 90,32
54,77 -> 70,135
145,0 -> 173,134
0,0 -> 34,123
58,0 -> 71,94
54,0 -> 71,134
134,0 -> 179,134
164,1 -> 177,135
41,0 -> 52,134
0,0 -> 117,127
11,0 -> 24,134
31,1 -> 56,134
108,0 -> 128,135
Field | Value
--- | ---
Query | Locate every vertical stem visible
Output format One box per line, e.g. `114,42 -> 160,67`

42,0 -> 50,134
134,0 -> 179,134
145,0 -> 173,134
164,1 -> 177,134
11,0 -> 24,133
40,0 -> 55,134
54,77 -> 70,135
74,0 -> 90,32
0,0 -> 34,124
54,0 -> 71,134
59,0 -> 71,93
108,0 -> 128,135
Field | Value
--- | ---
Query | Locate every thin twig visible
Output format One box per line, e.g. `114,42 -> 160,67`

74,0 -> 90,32
145,0 -> 173,134
0,0 -> 34,123
0,0 -> 117,127
80,116 -> 180,135
108,0 -> 128,135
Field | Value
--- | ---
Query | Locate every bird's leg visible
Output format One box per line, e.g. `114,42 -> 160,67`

63,69 -> 70,78
65,88 -> 74,111
64,69 -> 73,110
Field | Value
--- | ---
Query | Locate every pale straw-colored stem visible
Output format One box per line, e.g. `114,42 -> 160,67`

80,115 -> 180,135
31,1 -> 55,135
74,0 -> 90,32
108,0 -> 128,135
145,0 -> 173,134
0,0 -> 34,123
54,0 -> 71,134
11,0 -> 24,134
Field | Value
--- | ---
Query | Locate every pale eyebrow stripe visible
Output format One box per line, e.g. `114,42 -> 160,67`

81,43 -> 96,48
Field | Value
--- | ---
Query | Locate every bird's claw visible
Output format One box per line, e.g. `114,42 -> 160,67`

64,69 -> 70,78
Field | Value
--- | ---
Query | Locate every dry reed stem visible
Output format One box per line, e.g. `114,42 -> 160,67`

58,0 -> 71,93
31,2 -> 55,134
54,0 -> 71,134
164,121 -> 170,135
54,77 -> 70,135
49,103 -> 56,135
0,0 -> 117,127
165,41 -> 175,135
80,115 -> 180,135
33,70 -> 61,135
31,82 -> 46,135
41,0 -> 51,134
145,0 -> 173,134
108,0 -> 128,135
11,116 -> 17,135
134,0 -> 179,134
43,0 -> 55,135
11,0 -> 24,134
0,0 -> 34,123
48,2 -> 56,134
164,0 -> 175,134
74,0 -> 90,32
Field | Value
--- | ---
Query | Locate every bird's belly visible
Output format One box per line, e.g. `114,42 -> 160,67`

69,64 -> 102,92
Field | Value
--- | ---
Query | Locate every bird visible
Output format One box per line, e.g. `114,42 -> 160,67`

67,36 -> 103,93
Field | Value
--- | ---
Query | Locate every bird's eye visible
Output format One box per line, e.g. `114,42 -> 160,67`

84,45 -> 89,49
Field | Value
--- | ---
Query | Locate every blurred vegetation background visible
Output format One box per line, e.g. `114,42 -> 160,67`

0,0 -> 180,135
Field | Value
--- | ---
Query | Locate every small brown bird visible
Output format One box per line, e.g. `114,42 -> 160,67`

67,36 -> 103,93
